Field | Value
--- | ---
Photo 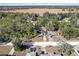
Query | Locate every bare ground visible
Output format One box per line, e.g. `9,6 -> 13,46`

0,8 -> 78,16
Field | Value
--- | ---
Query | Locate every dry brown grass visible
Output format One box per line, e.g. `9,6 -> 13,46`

51,35 -> 66,41
33,35 -> 43,42
0,8 -> 77,16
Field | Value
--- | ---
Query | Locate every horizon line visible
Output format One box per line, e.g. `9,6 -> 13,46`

0,3 -> 79,6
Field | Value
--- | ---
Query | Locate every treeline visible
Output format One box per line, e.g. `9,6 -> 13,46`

0,6 -> 79,10
0,12 -> 79,42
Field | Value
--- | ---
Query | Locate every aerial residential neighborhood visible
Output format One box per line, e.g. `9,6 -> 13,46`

1,4 -> 79,56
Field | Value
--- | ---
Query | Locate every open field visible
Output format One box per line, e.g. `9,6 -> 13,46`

0,8 -> 78,16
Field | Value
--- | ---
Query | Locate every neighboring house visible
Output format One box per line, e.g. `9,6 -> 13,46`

63,18 -> 70,22
47,31 -> 64,42
45,46 -> 67,56
15,50 -> 27,56
0,46 -> 15,56
43,31 -> 60,42
59,18 -> 70,23
48,31 -> 59,36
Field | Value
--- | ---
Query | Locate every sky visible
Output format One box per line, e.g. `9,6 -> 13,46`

0,0 -> 79,6
0,0 -> 79,3
0,3 -> 79,6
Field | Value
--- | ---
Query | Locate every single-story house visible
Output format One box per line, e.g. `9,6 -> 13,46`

15,50 -> 27,56
59,18 -> 70,22
0,46 -> 15,56
45,46 -> 67,56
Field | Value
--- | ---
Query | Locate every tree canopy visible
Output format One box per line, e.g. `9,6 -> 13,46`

0,12 -> 79,41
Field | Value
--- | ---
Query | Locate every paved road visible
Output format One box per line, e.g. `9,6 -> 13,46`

5,41 -> 79,46
32,42 -> 79,47
2,41 -> 79,47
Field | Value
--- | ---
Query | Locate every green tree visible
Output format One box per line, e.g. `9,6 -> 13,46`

59,21 -> 79,40
30,13 -> 38,21
12,39 -> 22,51
58,41 -> 75,56
46,19 -> 59,31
